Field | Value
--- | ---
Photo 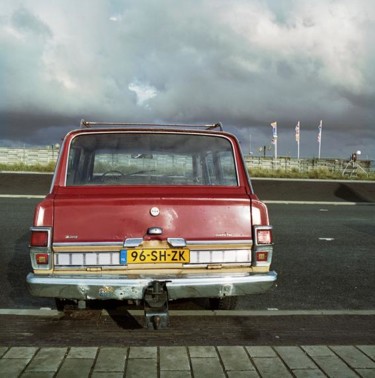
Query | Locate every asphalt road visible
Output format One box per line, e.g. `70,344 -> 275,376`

1,172 -> 375,201
0,173 -> 374,345
1,199 -> 374,311
1,173 -> 374,311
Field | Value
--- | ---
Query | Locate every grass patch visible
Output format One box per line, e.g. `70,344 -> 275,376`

0,162 -> 56,172
249,167 -> 375,180
1,162 -> 374,180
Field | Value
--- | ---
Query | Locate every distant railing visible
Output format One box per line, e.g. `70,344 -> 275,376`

245,156 -> 373,175
0,146 -> 60,166
0,147 -> 373,175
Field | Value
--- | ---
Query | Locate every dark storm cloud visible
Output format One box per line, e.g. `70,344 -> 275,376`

11,7 -> 52,38
0,0 -> 374,158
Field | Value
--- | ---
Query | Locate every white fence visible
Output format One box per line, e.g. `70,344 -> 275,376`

0,146 -> 60,166
245,156 -> 373,175
0,147 -> 373,174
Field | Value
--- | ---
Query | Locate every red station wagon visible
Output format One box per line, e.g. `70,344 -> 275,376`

27,120 -> 277,328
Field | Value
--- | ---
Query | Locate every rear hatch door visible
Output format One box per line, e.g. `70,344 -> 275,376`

53,187 -> 252,243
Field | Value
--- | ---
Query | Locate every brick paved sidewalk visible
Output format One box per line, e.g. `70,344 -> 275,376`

0,345 -> 374,377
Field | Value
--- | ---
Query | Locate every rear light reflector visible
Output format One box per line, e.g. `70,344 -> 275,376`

36,253 -> 49,265
30,250 -> 52,270
30,231 -> 49,247
256,251 -> 269,262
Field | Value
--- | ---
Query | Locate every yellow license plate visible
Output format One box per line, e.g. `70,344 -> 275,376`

125,248 -> 190,264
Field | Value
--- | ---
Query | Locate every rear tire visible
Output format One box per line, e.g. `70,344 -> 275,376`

209,296 -> 238,310
55,298 -> 77,312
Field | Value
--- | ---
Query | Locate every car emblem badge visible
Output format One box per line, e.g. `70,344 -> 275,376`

150,207 -> 160,217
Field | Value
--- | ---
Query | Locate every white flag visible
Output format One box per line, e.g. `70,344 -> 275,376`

317,120 -> 322,143
270,122 -> 277,138
295,121 -> 300,143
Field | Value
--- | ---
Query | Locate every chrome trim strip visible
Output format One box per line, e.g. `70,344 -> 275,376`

187,240 -> 252,246
53,240 -> 252,248
53,242 -> 123,247
167,238 -> 187,247
123,238 -> 143,247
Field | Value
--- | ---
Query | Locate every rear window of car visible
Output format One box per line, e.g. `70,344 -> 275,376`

66,132 -> 238,186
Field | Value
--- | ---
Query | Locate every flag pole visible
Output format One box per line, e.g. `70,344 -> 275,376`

297,134 -> 300,160
295,121 -> 300,160
270,122 -> 278,159
318,120 -> 323,159
275,132 -> 278,160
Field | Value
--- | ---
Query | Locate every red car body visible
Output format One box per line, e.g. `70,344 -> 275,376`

27,121 -> 276,326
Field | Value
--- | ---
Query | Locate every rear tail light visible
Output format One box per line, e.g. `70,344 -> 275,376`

30,231 -> 49,247
256,228 -> 272,245
29,227 -> 52,270
253,226 -> 273,267
253,246 -> 272,267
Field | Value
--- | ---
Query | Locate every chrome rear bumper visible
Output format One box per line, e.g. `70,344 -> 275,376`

26,271 -> 277,301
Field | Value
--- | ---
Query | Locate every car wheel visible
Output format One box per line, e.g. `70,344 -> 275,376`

209,296 -> 238,310
55,298 -> 77,312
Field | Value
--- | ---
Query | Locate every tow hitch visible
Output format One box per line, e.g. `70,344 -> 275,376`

143,280 -> 170,329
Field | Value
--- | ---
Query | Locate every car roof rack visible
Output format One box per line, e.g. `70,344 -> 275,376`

80,119 -> 223,131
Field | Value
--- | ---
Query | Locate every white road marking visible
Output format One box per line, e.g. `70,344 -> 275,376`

265,200 -> 375,205
0,194 -> 45,198
1,308 -> 374,317
1,194 -> 373,206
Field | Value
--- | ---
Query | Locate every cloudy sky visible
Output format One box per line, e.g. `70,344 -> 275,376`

1,0 -> 374,159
